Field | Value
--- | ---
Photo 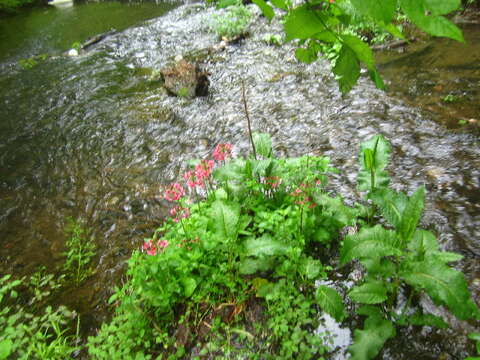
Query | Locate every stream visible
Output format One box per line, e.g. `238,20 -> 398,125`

0,2 -> 479,358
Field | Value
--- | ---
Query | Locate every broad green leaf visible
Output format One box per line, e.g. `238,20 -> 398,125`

407,312 -> 448,328
252,133 -> 273,158
304,258 -> 322,279
430,251 -> 463,263
368,69 -> 386,90
349,313 -> 396,360
400,0 -> 464,42
182,277 -> 197,298
342,35 -> 375,70
284,5 -> 327,42
252,0 -> 274,21
401,260 -> 480,320
408,229 -> 439,255
333,45 -> 360,94
313,30 -> 337,43
369,188 -> 408,228
381,23 -> 405,39
316,285 -> 346,322
424,0 -> 461,15
295,47 -> 318,64
350,0 -> 397,24
361,258 -> 396,277
269,0 -> 287,11
210,200 -> 241,239
399,186 -> 425,243
244,235 -> 289,256
340,225 -> 402,265
358,135 -> 391,191
348,281 -> 388,304
239,257 -> 275,274
0,339 -> 12,360
313,194 -> 358,226
216,0 -> 237,8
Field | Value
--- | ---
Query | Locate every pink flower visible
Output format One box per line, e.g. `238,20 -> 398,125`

213,143 -> 233,161
170,205 -> 190,222
142,240 -> 157,256
264,176 -> 282,189
158,239 -> 169,249
164,183 -> 185,201
183,170 -> 204,188
195,160 -> 214,181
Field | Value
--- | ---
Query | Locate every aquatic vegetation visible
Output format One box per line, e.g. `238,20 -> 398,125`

86,132 -> 479,359
63,218 -> 96,285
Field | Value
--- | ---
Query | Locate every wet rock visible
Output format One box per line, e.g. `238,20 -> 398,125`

160,59 -> 209,99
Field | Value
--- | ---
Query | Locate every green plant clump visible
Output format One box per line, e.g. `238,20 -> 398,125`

63,218 -> 96,285
209,1 -> 253,40
86,132 -> 479,359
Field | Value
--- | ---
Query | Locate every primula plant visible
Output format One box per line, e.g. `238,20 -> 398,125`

87,133 -> 479,359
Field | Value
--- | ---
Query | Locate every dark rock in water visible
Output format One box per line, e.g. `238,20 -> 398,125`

160,59 -> 209,98
82,29 -> 117,51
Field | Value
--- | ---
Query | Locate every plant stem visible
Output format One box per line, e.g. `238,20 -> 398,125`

241,80 -> 257,161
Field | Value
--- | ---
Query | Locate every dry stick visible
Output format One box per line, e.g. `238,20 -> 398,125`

241,80 -> 258,161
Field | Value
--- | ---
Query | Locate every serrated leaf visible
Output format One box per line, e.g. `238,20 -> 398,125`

408,229 -> 438,255
342,34 -> 375,70
369,188 -> 408,228
349,281 -> 388,304
316,285 -> 345,322
401,260 -> 480,320
210,200 -> 241,240
362,258 -> 396,277
244,235 -> 289,257
350,0 -> 397,24
252,0 -> 274,21
399,186 -> 425,243
284,5 -> 327,42
349,313 -> 395,360
340,225 -> 402,265
252,133 -> 273,158
333,45 -> 360,94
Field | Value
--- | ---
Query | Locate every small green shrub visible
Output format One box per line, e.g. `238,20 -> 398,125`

63,218 -> 96,285
209,2 -> 253,40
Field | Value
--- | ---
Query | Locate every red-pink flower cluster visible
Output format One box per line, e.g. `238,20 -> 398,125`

195,160 -> 214,181
213,143 -> 233,161
291,184 -> 317,208
183,170 -> 203,188
143,239 -> 169,256
164,183 -> 185,201
170,205 -> 190,222
264,176 -> 282,189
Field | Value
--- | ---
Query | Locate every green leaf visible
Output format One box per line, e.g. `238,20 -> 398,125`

358,135 -> 391,192
368,69 -> 386,90
342,34 -> 375,70
333,45 -> 360,94
398,186 -> 425,243
295,47 -> 318,64
407,312 -> 448,328
252,0 -> 274,21
401,259 -> 480,320
350,0 -> 397,23
316,285 -> 346,322
0,339 -> 12,360
269,0 -> 287,11
244,235 -> 289,257
369,188 -> 408,228
216,0 -> 238,8
381,23 -> 405,39
252,133 -> 273,158
340,225 -> 402,265
304,258 -> 322,279
284,5 -> 327,42
424,0 -> 461,15
349,313 -> 396,360
313,194 -> 359,226
408,229 -> 439,255
210,200 -> 241,239
400,0 -> 464,42
182,278 -> 197,298
349,281 -> 388,304
238,257 -> 275,274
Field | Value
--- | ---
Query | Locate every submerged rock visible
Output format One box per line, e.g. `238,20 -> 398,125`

160,59 -> 209,98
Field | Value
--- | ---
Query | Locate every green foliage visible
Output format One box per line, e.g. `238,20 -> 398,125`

247,0 -> 464,93
63,218 -> 96,285
18,54 -> 49,70
0,274 -> 77,360
466,333 -> 480,360
0,0 -> 34,12
209,2 -> 253,40
339,134 -> 480,359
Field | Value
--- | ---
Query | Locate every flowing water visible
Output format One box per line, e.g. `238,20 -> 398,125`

0,3 -> 479,358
